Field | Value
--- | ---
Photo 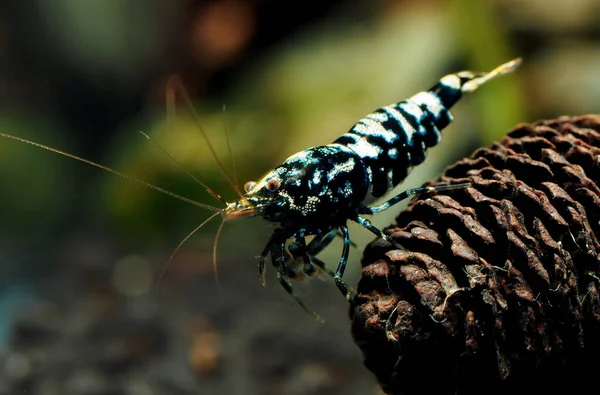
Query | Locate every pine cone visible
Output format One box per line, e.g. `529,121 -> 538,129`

350,115 -> 600,395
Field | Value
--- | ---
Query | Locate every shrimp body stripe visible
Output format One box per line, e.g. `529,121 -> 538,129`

333,72 -> 468,202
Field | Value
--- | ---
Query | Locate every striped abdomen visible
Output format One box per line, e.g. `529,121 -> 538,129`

332,71 -> 485,202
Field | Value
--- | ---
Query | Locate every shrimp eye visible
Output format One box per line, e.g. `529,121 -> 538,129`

266,179 -> 280,192
244,181 -> 256,193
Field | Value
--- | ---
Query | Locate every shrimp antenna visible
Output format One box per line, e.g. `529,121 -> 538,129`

212,218 -> 227,290
155,209 -> 223,291
138,131 -> 226,204
0,132 -> 221,212
166,76 -> 246,201
222,104 -> 241,194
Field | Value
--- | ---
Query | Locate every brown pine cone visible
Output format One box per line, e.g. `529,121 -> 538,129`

350,115 -> 600,395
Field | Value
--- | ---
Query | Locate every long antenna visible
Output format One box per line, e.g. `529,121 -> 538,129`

163,81 -> 225,204
0,132 -> 222,212
166,76 -> 246,201
212,218 -> 227,290
138,131 -> 226,204
155,210 -> 222,290
222,104 -> 241,196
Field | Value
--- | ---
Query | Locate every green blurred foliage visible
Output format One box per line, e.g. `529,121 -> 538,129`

448,0 -> 525,139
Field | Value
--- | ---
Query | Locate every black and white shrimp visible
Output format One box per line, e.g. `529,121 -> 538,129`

223,58 -> 521,319
0,58 -> 520,321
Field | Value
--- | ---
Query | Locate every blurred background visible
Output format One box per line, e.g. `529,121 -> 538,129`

0,0 -> 599,393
